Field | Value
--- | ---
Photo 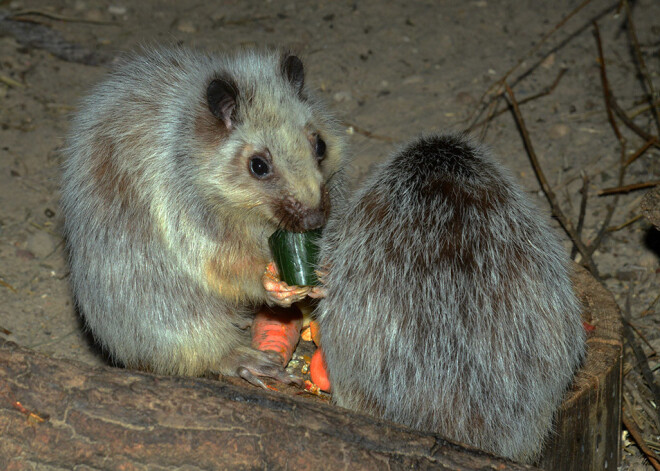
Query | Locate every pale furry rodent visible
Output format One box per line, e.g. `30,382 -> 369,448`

315,133 -> 585,463
60,47 -> 347,382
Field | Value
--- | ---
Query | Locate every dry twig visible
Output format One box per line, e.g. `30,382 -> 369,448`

0,74 -> 25,88
628,99 -> 660,120
622,286 -> 660,426
599,181 -> 660,196
626,319 -> 657,357
588,21 -> 627,256
571,173 -> 589,259
642,293 -> 660,317
342,121 -> 396,143
622,407 -> 660,471
9,9 -> 115,25
621,0 -> 660,135
625,373 -> 660,433
0,278 -> 17,293
467,0 -> 594,127
625,138 -> 658,167
610,98 -> 660,149
466,68 -> 568,133
607,214 -> 644,232
503,83 -> 599,276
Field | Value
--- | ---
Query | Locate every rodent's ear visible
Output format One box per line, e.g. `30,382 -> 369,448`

207,78 -> 239,130
281,54 -> 305,97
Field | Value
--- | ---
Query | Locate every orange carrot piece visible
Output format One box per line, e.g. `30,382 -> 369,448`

309,320 -> 321,346
251,305 -> 303,366
300,325 -> 313,342
303,380 -> 322,396
310,347 -> 331,392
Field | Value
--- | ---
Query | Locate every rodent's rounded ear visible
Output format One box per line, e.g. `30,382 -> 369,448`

281,54 -> 305,97
207,78 -> 239,130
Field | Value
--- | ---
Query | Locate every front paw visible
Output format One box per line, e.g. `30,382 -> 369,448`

262,261 -> 311,307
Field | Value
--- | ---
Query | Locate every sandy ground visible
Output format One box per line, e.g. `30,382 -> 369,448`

0,0 -> 659,468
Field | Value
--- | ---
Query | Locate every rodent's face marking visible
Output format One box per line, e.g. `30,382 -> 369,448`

190,50 -> 347,235
218,129 -> 331,232
273,188 -> 330,232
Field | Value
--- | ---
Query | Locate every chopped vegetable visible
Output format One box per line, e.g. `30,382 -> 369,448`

251,305 -> 303,366
301,325 -> 313,342
303,380 -> 322,396
309,320 -> 321,346
310,347 -> 331,392
268,228 -> 322,286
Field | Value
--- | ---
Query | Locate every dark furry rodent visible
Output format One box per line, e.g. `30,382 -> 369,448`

60,47 -> 347,382
315,133 -> 585,463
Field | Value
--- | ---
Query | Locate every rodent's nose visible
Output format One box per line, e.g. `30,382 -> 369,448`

274,184 -> 330,232
300,209 -> 326,231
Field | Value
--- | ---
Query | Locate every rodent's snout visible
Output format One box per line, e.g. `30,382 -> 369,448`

275,188 -> 330,232
299,208 -> 326,231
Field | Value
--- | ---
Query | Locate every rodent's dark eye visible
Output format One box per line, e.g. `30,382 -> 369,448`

314,135 -> 326,161
249,155 -> 272,179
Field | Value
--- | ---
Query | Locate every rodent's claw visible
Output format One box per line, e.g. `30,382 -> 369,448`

265,288 -> 311,307
235,348 -> 302,389
279,370 -> 304,387
314,268 -> 329,285
308,286 -> 327,299
237,367 -> 270,389
262,262 -> 311,307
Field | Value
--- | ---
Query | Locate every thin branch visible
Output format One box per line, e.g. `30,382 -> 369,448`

642,293 -> 660,317
503,83 -> 599,277
342,121 -> 396,143
0,278 -> 17,293
622,285 -> 660,426
610,97 -> 660,149
625,138 -> 658,168
0,74 -> 25,88
572,173 -> 589,259
466,68 -> 568,133
594,22 -> 623,143
599,180 -> 660,196
622,0 -> 660,135
467,0 -> 594,127
9,9 -> 116,25
476,94 -> 502,141
622,408 -> 660,471
628,98 -> 660,120
627,319 -> 657,356
588,21 -> 627,256
607,214 -> 644,232
466,0 -> 621,134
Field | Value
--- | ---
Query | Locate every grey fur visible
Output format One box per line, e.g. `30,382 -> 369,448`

61,47 -> 347,378
316,133 -> 585,463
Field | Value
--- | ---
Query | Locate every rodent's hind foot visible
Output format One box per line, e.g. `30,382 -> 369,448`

262,261 -> 311,307
229,347 -> 303,389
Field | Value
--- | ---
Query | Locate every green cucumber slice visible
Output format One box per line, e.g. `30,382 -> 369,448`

268,228 -> 322,286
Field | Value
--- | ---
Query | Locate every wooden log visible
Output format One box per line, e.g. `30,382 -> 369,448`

536,265 -> 623,470
0,265 -> 619,470
640,185 -> 660,230
0,338 -> 535,470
